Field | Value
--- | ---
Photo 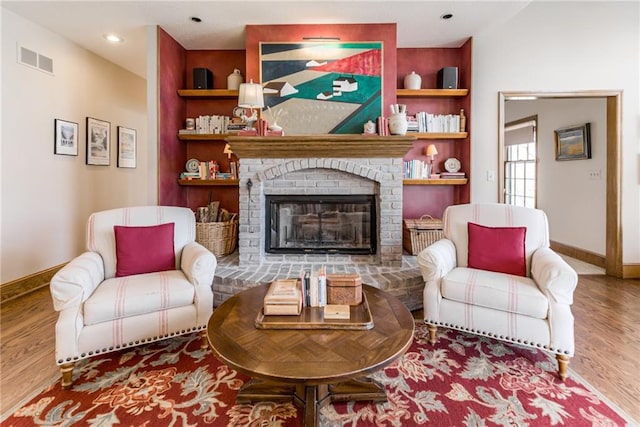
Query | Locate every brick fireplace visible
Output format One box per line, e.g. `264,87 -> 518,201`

228,135 -> 416,267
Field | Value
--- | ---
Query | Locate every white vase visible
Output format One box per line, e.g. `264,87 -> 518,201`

404,71 -> 422,90
227,69 -> 243,90
388,113 -> 408,135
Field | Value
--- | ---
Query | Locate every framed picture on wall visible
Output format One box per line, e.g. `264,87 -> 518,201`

54,119 -> 78,156
117,126 -> 136,168
259,41 -> 383,135
554,123 -> 591,161
86,117 -> 110,165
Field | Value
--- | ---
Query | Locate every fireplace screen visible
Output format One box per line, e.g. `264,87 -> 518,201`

266,195 -> 376,254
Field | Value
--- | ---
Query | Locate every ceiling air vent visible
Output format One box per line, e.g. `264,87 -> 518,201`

17,44 -> 54,75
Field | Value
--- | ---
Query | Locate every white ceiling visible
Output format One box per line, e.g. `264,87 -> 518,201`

2,1 -> 533,78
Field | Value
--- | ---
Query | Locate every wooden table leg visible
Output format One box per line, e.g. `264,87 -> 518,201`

236,377 -> 387,427
327,377 -> 387,403
303,385 -> 318,427
235,379 -> 297,403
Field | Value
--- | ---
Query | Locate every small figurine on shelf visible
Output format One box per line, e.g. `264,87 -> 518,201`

460,109 -> 466,133
363,120 -> 376,134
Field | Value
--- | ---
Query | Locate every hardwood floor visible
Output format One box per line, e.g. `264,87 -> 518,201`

1,275 -> 639,421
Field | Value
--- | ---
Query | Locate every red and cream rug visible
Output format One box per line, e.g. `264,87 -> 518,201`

3,322 -> 633,426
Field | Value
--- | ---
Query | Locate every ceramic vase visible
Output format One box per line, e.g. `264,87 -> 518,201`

389,113 -> 408,135
227,69 -> 243,90
269,121 -> 282,132
404,71 -> 422,90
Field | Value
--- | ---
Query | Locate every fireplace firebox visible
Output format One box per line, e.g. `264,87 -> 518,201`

265,195 -> 376,254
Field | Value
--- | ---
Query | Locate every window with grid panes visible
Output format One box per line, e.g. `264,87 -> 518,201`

504,119 -> 537,208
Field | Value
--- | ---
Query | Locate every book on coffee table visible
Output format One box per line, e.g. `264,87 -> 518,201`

263,279 -> 302,315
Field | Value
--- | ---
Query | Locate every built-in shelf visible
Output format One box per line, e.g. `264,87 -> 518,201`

178,134 -> 230,141
396,89 -> 469,98
179,132 -> 467,141
178,179 -> 239,186
410,132 -> 468,139
178,88 -> 469,98
403,178 -> 468,186
177,89 -> 239,98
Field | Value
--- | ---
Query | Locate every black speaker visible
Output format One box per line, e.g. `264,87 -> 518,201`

437,67 -> 458,89
193,68 -> 213,89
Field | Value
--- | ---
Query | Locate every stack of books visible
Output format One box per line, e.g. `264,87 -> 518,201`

300,266 -> 327,308
263,279 -> 302,315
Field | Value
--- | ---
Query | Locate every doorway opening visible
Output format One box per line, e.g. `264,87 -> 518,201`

498,91 -> 622,277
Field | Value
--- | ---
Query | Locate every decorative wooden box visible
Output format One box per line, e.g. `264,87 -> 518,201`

326,273 -> 362,305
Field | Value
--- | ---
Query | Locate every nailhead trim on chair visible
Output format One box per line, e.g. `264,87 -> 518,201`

425,320 -> 573,356
56,325 -> 207,364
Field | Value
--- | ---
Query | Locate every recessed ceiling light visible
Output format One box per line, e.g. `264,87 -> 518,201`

103,33 -> 124,43
440,13 -> 454,20
191,16 -> 202,23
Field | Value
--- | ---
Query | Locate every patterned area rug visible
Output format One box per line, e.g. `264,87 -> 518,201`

3,322 -> 632,426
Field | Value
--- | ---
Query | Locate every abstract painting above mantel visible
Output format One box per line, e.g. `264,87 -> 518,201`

260,42 -> 383,135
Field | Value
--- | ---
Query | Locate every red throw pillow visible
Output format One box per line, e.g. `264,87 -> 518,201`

467,222 -> 527,277
114,222 -> 176,277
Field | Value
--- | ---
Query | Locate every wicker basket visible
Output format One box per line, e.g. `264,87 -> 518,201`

196,215 -> 238,257
403,215 -> 444,255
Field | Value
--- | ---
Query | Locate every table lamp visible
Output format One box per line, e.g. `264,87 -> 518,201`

237,79 -> 264,128
223,143 -> 233,159
426,144 -> 438,176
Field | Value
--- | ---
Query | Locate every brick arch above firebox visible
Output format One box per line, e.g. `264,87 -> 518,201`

256,158 -> 390,185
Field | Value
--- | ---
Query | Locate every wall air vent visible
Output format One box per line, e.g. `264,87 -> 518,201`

17,44 -> 54,75
38,54 -> 53,73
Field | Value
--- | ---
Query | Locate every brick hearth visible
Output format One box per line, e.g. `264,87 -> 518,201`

213,252 -> 424,311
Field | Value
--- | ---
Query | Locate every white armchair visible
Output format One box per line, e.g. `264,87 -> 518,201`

417,203 -> 578,380
50,206 -> 216,388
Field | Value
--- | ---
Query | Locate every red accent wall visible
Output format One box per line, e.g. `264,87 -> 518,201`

158,28 -> 187,207
244,23 -> 397,111
183,50 -> 246,213
157,26 -> 472,222
397,43 -> 472,219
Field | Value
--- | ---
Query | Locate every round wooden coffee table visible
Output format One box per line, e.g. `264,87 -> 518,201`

207,284 -> 414,427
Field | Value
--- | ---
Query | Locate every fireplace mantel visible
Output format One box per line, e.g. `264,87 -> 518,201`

226,135 -> 416,158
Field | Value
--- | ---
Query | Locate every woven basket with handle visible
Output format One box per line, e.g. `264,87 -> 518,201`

196,213 -> 238,257
402,214 -> 444,255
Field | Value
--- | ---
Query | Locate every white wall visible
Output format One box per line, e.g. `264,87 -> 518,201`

1,9 -> 154,283
506,99 -> 607,255
472,1 -> 639,263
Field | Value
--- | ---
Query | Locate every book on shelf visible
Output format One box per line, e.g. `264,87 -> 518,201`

180,172 -> 201,179
440,172 -> 466,179
323,304 -> 350,320
263,279 -> 302,316
229,161 -> 238,179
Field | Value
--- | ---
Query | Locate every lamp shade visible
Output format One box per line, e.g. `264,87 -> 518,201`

426,144 -> 438,158
238,80 -> 264,108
